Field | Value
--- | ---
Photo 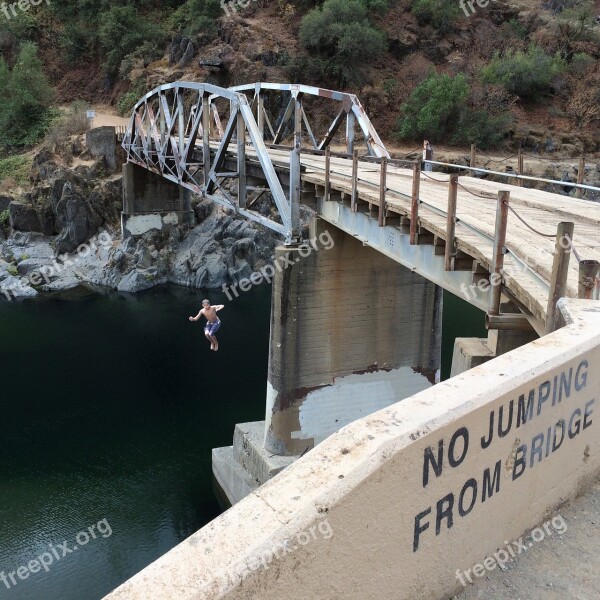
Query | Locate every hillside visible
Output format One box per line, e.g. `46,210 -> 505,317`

0,0 -> 599,157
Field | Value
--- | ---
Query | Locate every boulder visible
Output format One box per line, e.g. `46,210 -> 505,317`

117,267 -> 161,293
194,199 -> 213,224
55,185 -> 104,254
0,195 -> 12,212
8,201 -> 42,233
180,40 -> 195,66
194,255 -> 228,289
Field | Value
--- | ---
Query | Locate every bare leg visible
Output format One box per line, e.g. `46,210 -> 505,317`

205,331 -> 215,350
210,335 -> 219,351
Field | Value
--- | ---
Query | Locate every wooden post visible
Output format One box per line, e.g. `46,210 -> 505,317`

578,260 -> 600,300
378,157 -> 387,227
324,147 -> 331,201
470,144 -> 476,175
444,174 -> 459,271
577,155 -> 586,199
410,162 -> 421,245
545,221 -> 575,334
517,149 -> 524,187
423,140 -> 433,172
351,149 -> 359,212
488,190 -> 510,316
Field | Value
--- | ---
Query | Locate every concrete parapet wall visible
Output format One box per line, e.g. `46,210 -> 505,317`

105,299 -> 600,600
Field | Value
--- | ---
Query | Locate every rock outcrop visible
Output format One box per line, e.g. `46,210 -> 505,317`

0,151 -> 283,300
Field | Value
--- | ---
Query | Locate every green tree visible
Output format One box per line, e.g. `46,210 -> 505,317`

397,72 -> 510,148
480,46 -> 566,99
170,0 -> 222,36
98,6 -> 166,75
0,43 -> 55,149
299,0 -> 386,85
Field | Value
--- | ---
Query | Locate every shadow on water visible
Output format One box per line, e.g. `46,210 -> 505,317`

0,283 -> 271,600
441,290 -> 487,381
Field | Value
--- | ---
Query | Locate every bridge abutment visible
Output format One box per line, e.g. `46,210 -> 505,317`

121,163 -> 194,237
213,219 -> 442,503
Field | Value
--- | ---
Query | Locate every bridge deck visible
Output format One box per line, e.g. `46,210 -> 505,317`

236,146 -> 600,324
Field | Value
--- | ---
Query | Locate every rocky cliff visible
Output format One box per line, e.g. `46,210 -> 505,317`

0,148 -> 282,300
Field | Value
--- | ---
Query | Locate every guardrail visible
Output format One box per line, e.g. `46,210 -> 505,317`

311,145 -> 600,333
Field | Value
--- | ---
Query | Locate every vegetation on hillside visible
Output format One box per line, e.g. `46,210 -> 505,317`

0,43 -> 55,150
0,0 -> 598,151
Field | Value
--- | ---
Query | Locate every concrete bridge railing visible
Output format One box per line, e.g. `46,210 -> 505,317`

105,298 -> 600,600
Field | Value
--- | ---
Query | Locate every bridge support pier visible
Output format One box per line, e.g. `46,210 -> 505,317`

264,218 -> 442,455
121,163 -> 194,237
213,219 -> 442,503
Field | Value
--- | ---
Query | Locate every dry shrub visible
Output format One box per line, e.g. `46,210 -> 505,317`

395,53 -> 434,103
566,70 -> 600,128
45,101 -> 90,155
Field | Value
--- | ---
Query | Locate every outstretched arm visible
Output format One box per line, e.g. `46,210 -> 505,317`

189,309 -> 203,322
215,305 -> 225,312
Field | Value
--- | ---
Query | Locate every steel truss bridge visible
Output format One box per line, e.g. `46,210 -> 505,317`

123,81 -> 600,336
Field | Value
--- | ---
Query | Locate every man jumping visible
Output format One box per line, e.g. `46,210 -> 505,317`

189,300 -> 225,351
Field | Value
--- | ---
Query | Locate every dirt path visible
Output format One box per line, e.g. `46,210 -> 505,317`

452,480 -> 600,600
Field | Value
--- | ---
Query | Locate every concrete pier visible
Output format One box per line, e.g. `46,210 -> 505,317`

121,163 -> 193,237
213,218 -> 443,503
264,219 -> 442,456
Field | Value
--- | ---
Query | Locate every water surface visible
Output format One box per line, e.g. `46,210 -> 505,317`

0,283 -> 483,599
0,284 -> 271,600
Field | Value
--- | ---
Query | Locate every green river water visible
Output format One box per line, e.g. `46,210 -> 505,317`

0,284 -> 483,599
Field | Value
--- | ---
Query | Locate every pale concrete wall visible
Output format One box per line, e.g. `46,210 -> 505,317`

122,163 -> 193,237
104,299 -> 600,600
86,126 -> 119,172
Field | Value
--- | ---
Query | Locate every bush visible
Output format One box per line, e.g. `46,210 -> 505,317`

480,45 -> 566,99
117,92 -> 140,117
0,210 -> 9,229
169,0 -> 222,37
396,72 -> 510,148
0,44 -> 55,149
411,0 -> 462,34
299,0 -> 386,85
45,102 -> 91,151
98,6 -> 167,75
397,72 -> 469,141
119,41 -> 165,80
0,155 -> 32,185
